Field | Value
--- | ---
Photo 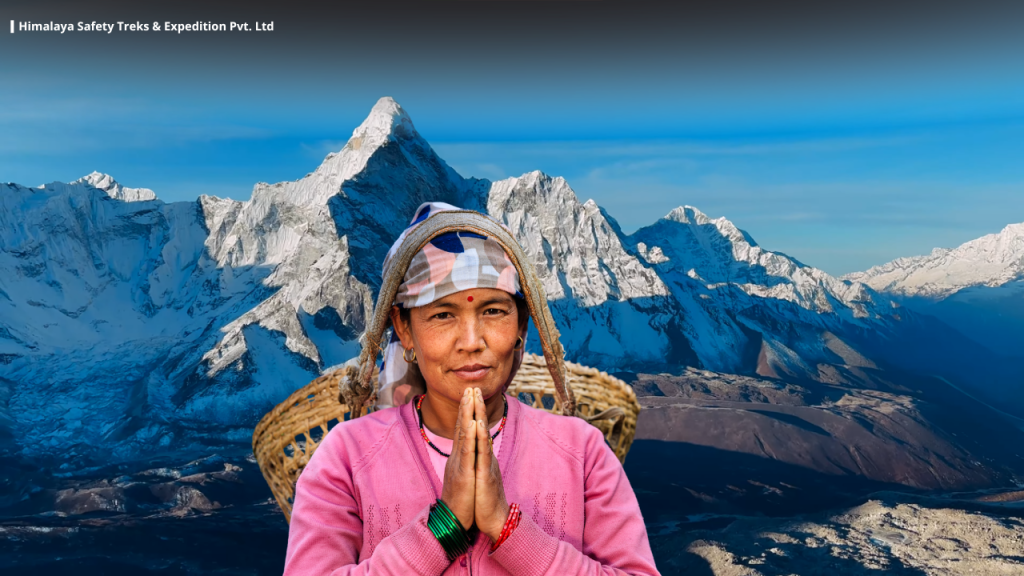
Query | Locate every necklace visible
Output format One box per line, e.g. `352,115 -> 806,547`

415,393 -> 508,458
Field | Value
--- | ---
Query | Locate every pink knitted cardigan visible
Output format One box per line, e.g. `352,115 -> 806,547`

283,392 -> 661,575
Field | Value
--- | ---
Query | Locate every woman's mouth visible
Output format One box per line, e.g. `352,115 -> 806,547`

453,364 -> 490,380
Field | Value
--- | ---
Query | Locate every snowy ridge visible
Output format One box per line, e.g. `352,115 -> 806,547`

844,222 -> 1024,299
76,171 -> 158,202
843,221 -> 1024,358
486,171 -> 675,369
624,204 -> 901,375
1,96 -> 1010,467
487,171 -> 669,306
643,205 -> 885,318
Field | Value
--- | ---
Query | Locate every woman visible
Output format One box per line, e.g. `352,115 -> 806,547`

283,202 -> 660,575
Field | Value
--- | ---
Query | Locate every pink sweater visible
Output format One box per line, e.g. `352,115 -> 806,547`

283,393 -> 661,575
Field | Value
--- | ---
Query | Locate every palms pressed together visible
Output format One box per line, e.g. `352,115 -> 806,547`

439,387 -> 510,543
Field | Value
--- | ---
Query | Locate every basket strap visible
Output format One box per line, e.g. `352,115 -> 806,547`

342,210 -> 576,417
584,406 -> 625,424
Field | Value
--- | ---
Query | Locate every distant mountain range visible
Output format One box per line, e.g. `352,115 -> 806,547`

1,97 -> 1021,468
844,225 -> 1024,358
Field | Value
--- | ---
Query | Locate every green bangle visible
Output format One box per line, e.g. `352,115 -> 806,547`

428,514 -> 466,561
436,500 -> 466,532
427,499 -> 471,561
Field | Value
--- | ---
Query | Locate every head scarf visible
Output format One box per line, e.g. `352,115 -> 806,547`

376,202 -> 528,409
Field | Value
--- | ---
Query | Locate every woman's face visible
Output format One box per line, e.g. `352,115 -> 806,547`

390,288 -> 527,404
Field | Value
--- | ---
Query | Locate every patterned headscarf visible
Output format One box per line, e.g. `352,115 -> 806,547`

376,202 -> 528,409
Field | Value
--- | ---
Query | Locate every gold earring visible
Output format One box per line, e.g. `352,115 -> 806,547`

403,347 -> 417,363
513,336 -> 524,350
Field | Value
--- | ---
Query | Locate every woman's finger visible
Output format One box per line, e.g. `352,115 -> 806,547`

452,389 -> 466,435
473,387 -> 487,426
441,389 -> 477,530
475,416 -> 491,475
474,414 -> 509,542
450,389 -> 466,466
461,389 -> 477,462
472,388 -> 491,469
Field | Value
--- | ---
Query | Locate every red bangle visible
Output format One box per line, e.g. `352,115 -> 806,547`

490,503 -> 522,552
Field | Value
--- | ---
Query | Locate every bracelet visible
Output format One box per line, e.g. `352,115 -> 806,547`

489,503 -> 522,552
427,499 -> 472,561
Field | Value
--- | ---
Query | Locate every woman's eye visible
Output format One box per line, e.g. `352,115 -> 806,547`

484,307 -> 508,316
431,312 -> 452,320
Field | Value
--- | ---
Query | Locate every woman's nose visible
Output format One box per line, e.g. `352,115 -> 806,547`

456,317 -> 485,352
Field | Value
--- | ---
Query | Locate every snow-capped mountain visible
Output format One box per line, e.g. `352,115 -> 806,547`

79,171 -> 158,202
0,98 -> 486,464
1,97 -> 1019,468
624,204 -> 902,377
844,223 -> 1024,299
844,223 -> 1024,358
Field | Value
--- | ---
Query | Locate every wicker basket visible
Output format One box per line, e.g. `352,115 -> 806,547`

252,353 -> 640,522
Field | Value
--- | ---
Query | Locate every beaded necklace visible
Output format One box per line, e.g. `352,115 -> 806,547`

415,393 -> 508,458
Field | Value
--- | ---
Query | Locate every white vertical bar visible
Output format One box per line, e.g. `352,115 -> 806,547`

10,20 -> 14,34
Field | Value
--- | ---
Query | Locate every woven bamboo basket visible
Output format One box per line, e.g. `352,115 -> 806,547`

252,353 -> 640,522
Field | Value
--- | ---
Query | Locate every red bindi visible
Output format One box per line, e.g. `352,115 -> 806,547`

467,296 -> 473,302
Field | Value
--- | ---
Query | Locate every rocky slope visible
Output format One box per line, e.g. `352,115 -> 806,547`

626,368 -> 1024,521
623,368 -> 1024,574
650,495 -> 1024,575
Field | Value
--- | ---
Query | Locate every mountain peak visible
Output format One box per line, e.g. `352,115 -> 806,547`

75,172 -> 157,202
308,97 -> 425,184
1000,221 -> 1024,238
348,96 -> 417,146
368,96 -> 405,119
291,97 -> 431,204
79,171 -> 115,189
665,205 -> 711,225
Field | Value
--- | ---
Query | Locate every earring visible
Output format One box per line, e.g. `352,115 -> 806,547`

513,336 -> 524,351
403,347 -> 418,363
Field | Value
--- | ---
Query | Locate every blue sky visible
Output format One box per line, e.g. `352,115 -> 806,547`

3,90 -> 1021,276
2,2 -> 1023,276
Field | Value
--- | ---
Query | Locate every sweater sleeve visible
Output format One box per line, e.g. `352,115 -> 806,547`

488,427 -> 661,576
282,428 -> 451,576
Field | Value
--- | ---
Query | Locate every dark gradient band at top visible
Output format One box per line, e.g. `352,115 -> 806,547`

5,0 -> 1024,71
